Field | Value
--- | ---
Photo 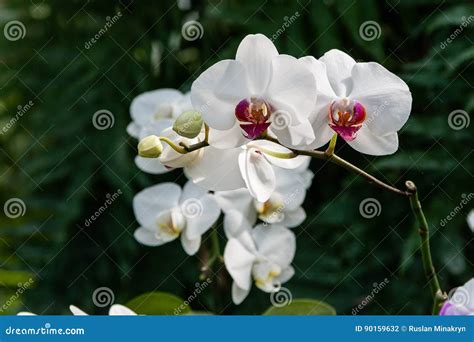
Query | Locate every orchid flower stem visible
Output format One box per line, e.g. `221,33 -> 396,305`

326,134 -> 338,156
204,124 -> 209,142
405,181 -> 446,315
256,146 -> 296,159
159,137 -> 187,154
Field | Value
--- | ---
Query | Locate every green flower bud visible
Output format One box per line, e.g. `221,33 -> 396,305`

138,135 -> 163,158
173,110 -> 203,139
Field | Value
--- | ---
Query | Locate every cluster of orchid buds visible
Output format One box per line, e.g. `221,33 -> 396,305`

128,33 -> 472,312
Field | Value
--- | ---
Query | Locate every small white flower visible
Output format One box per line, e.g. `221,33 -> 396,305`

18,304 -> 137,316
69,304 -> 137,316
133,181 -> 220,255
215,160 -> 313,227
185,140 -> 309,202
127,89 -> 192,139
300,49 -> 412,155
223,211 -> 296,304
191,34 -> 317,149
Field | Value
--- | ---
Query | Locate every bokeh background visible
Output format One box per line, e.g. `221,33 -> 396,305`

0,0 -> 472,315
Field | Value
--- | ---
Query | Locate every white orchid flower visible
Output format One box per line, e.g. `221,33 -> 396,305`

440,278 -> 474,316
69,304 -> 137,316
215,159 -> 313,227
185,140 -> 309,202
18,304 -> 136,316
127,89 -> 192,138
133,181 -> 220,255
223,211 -> 296,304
299,50 -> 412,155
135,122 -> 204,175
191,34 -> 317,149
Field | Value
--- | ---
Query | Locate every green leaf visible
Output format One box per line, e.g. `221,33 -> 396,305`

263,299 -> 336,315
126,292 -> 191,315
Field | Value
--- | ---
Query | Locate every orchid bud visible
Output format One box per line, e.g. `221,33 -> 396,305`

138,135 -> 163,158
173,110 -> 203,138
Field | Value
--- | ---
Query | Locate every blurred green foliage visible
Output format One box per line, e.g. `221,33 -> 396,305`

0,0 -> 472,315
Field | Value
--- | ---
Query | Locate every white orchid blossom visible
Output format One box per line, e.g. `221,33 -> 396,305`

223,211 -> 296,304
185,140 -> 309,202
18,304 -> 136,316
440,278 -> 474,316
215,159 -> 313,227
133,181 -> 220,255
300,49 -> 412,155
191,34 -> 317,149
127,89 -> 192,138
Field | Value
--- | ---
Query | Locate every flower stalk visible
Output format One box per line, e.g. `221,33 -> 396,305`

405,181 -> 447,314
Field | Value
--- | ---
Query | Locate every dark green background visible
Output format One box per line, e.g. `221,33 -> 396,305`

0,0 -> 472,315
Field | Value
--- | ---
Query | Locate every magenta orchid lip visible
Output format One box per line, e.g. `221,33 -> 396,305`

235,97 -> 273,139
328,98 -> 367,141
